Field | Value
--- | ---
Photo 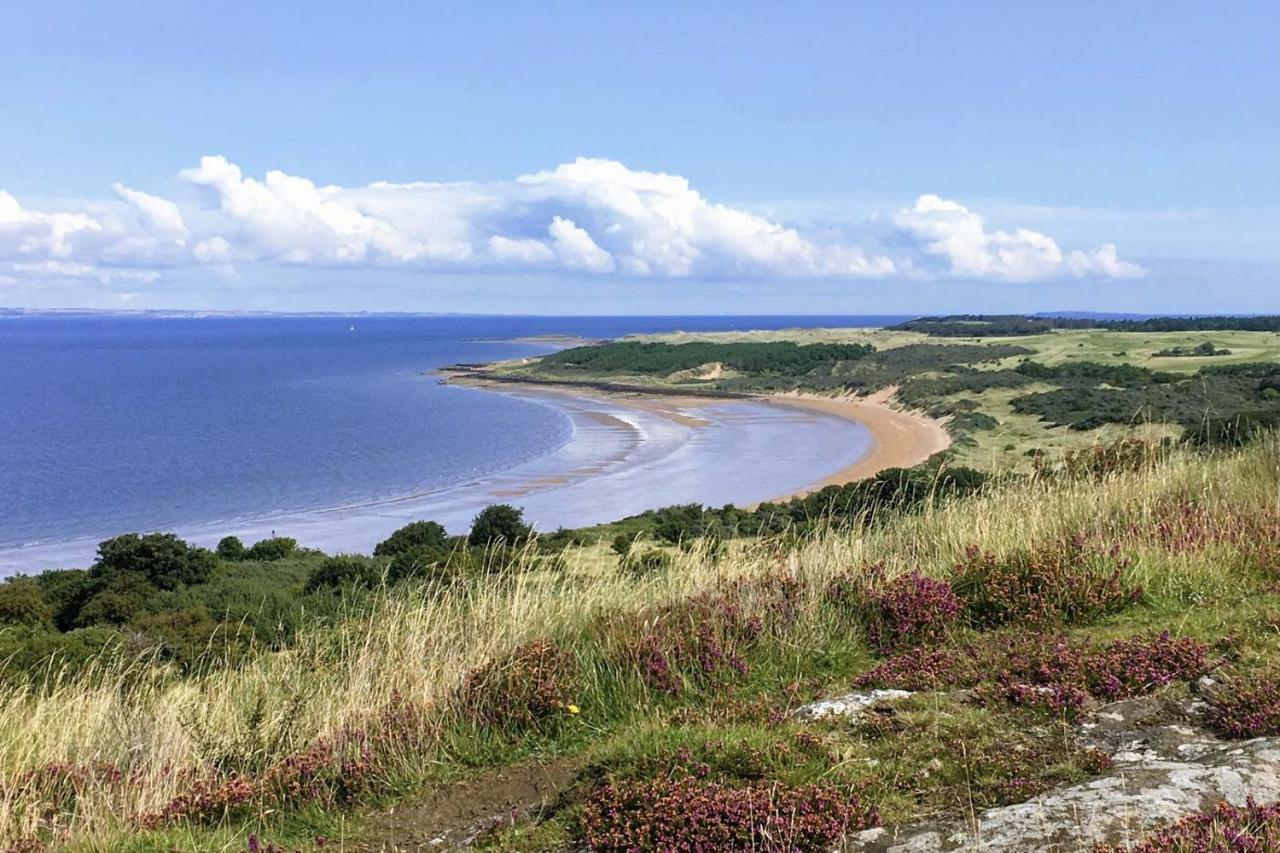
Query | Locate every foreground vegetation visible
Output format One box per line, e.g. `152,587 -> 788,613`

2,434 -> 1280,849
6,315 -> 1280,850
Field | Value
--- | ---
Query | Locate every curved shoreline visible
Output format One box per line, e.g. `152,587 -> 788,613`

757,387 -> 953,501
441,370 -> 953,504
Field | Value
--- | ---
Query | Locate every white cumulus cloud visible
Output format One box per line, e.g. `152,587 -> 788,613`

0,191 -> 101,258
895,194 -> 1144,282
0,157 -> 1144,288
112,183 -> 189,243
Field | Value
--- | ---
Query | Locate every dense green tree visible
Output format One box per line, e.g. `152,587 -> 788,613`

246,536 -> 297,561
76,572 -> 159,627
92,532 -> 215,590
468,504 -> 532,547
0,579 -> 53,627
304,555 -> 381,593
374,521 -> 447,557
215,536 -> 247,561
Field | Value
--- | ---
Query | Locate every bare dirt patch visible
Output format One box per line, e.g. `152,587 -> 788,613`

354,758 -> 577,851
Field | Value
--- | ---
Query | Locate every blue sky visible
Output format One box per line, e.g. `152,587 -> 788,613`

1,1 -> 1276,313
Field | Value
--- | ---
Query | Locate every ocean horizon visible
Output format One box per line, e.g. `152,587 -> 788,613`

0,314 -> 896,574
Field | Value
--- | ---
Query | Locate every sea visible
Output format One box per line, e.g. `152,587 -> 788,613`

0,314 -> 907,574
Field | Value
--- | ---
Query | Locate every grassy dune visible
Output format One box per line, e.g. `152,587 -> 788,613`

3,437 -> 1279,849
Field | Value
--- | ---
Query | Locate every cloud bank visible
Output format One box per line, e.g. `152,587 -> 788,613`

0,157 -> 1143,287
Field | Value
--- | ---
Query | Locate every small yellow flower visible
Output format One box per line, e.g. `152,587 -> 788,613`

566,704 -> 581,715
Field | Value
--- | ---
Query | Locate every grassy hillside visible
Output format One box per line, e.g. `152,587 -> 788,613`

3,437 -> 1280,850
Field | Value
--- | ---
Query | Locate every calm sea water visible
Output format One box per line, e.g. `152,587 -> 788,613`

0,314 -> 904,573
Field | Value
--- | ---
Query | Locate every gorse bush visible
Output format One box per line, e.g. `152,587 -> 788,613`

0,579 -> 53,627
304,555 -> 382,593
93,532 -> 216,590
538,340 -> 876,377
215,536 -> 247,561
619,548 -> 672,579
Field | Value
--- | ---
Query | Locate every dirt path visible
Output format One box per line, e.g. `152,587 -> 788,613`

352,758 -> 578,851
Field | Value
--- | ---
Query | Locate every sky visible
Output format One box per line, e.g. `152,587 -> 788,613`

0,1 -> 1276,315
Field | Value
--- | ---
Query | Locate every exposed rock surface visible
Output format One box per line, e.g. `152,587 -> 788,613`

793,689 -> 913,723
847,694 -> 1280,851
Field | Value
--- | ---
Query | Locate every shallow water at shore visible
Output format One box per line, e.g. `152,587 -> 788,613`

0,314 -> 889,574
1,387 -> 871,571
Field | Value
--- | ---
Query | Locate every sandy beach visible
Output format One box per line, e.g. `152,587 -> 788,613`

442,370 -> 952,504
760,387 -> 952,500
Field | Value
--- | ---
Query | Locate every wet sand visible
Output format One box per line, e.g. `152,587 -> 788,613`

448,374 -> 952,503
759,387 -> 952,501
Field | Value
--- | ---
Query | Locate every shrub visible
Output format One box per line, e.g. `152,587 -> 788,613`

0,626 -> 125,679
611,533 -> 636,557
580,777 -> 878,851
829,566 -> 961,653
215,536 -> 247,561
620,548 -> 672,579
304,555 -> 381,593
373,521 -> 447,557
0,579 -> 53,627
1203,672 -> 1280,738
857,632 -> 1209,720
1097,798 -> 1280,852
130,607 -> 239,672
92,532 -> 215,590
459,639 -> 577,731
385,545 -> 452,584
468,505 -> 531,547
75,572 -> 159,627
950,540 -> 1141,628
246,537 -> 297,562
608,574 -> 801,697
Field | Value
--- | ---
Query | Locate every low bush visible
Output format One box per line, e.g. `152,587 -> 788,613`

828,567 -> 960,653
619,548 -> 672,579
0,578 -> 53,627
857,632 -> 1210,719
580,777 -> 878,852
951,540 -> 1141,628
459,639 -> 579,731
373,521 -> 447,557
1097,798 -> 1280,852
303,555 -> 382,593
1203,672 -> 1280,738
468,504 -> 532,547
215,536 -> 247,561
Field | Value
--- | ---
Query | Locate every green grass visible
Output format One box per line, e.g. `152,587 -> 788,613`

19,437 -> 1273,851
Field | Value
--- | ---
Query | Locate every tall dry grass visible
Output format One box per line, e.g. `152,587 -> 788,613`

1,438 -> 1277,848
